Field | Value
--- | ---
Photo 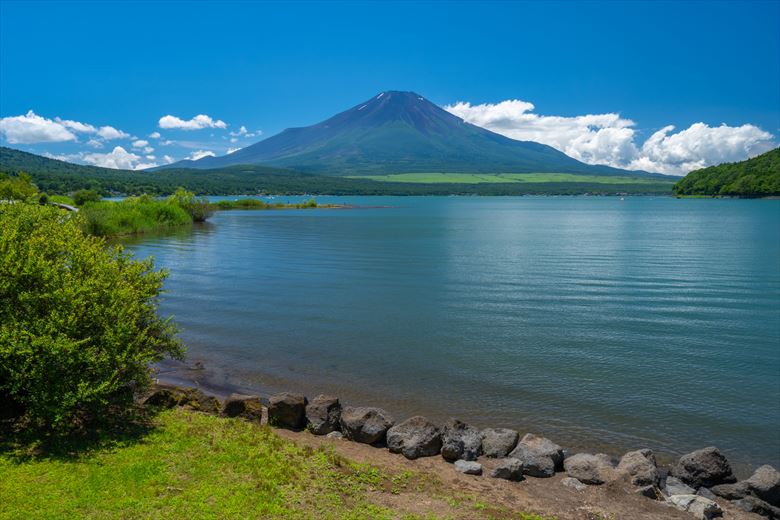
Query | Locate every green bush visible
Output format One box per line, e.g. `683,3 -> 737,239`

0,204 -> 183,430
0,172 -> 37,201
167,187 -> 213,222
81,198 -> 192,236
72,188 -> 102,206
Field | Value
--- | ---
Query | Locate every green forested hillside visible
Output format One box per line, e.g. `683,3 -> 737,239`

673,148 -> 780,197
0,147 -> 674,196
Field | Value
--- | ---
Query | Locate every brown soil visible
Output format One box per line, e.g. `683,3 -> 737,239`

275,427 -> 764,520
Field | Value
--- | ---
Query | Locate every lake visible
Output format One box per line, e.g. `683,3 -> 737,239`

122,196 -> 780,472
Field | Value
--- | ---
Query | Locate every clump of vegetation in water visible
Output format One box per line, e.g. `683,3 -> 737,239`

80,195 -> 193,236
167,187 -> 213,222
0,203 -> 183,432
211,197 -> 322,210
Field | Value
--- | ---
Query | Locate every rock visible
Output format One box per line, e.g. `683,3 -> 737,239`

510,433 -> 564,469
563,453 -> 616,485
178,388 -> 221,414
710,481 -> 750,500
440,419 -> 482,462
747,465 -> 780,506
481,428 -> 519,458
490,458 -> 524,481
386,416 -> 441,459
305,394 -> 341,435
340,406 -> 394,445
325,431 -> 343,439
636,485 -> 661,500
697,487 -> 718,501
562,477 -> 587,491
664,476 -> 697,496
221,394 -> 263,422
670,447 -> 736,489
143,385 -> 182,408
617,448 -> 659,486
454,460 -> 483,476
268,392 -> 307,429
732,495 -> 780,519
666,494 -> 723,519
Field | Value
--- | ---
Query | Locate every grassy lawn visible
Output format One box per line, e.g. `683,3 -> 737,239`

0,408 -> 549,519
348,172 -> 673,185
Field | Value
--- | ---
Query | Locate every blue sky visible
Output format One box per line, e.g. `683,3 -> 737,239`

1,0 -> 778,174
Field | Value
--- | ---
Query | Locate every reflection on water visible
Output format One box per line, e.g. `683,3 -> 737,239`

124,196 -> 780,472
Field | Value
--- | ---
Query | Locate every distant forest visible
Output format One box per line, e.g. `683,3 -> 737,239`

673,147 -> 780,197
0,147 -> 674,196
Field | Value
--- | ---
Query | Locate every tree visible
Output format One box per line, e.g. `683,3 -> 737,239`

0,204 -> 183,430
72,188 -> 102,206
0,172 -> 37,200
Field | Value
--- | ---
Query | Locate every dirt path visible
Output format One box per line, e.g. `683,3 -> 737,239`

275,427 -> 763,520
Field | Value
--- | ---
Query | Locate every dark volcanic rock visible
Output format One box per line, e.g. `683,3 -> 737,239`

454,460 -> 483,475
490,458 -> 524,481
670,447 -> 736,489
563,453 -> 617,485
481,428 -> 519,458
747,465 -> 780,506
617,449 -> 659,486
143,385 -> 183,409
340,406 -> 394,445
222,394 -> 263,422
178,388 -> 221,414
440,419 -> 482,462
305,394 -> 341,435
664,476 -> 696,496
710,481 -> 750,500
268,392 -> 307,429
386,416 -> 441,459
636,485 -> 661,500
732,495 -> 780,519
508,433 -> 564,477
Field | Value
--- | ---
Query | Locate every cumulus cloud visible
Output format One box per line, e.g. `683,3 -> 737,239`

132,139 -> 149,148
96,125 -> 130,140
445,100 -> 775,174
226,147 -> 241,154
86,138 -> 104,148
143,146 -> 154,154
187,149 -> 216,160
55,117 -> 96,133
81,146 -> 153,170
162,155 -> 175,164
229,125 -> 261,138
149,131 -> 161,139
159,114 -> 227,130
0,110 -> 77,144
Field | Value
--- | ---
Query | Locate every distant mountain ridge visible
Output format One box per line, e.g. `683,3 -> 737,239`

161,91 -> 660,177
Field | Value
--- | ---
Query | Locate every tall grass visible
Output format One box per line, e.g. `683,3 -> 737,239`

81,197 -> 192,236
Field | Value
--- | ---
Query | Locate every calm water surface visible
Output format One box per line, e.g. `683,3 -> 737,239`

123,197 -> 780,471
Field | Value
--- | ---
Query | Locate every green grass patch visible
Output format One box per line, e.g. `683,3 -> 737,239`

211,197 -> 325,210
80,197 -> 192,237
349,172 -> 674,185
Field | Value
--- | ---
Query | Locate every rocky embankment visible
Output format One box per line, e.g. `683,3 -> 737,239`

142,383 -> 780,520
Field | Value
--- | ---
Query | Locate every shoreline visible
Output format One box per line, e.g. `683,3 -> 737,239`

154,357 -> 771,480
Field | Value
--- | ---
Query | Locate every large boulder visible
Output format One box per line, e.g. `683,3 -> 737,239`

481,428 -> 519,458
340,406 -> 394,445
617,449 -> 659,486
178,387 -> 221,414
710,481 -> 750,500
440,419 -> 482,462
305,394 -> 341,435
563,453 -> 617,485
747,465 -> 780,506
221,393 -> 263,422
670,447 -> 736,489
143,384 -> 184,408
666,494 -> 723,520
732,495 -> 780,519
386,416 -> 441,459
490,458 -> 524,481
664,476 -> 696,496
508,433 -> 564,477
268,392 -> 307,429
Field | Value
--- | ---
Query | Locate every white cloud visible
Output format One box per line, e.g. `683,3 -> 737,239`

227,147 -> 241,154
444,100 -> 776,174
82,146 -> 145,170
143,146 -> 154,154
145,154 -> 156,160
230,137 -> 238,143
86,138 -> 104,148
134,162 -> 158,170
187,149 -> 216,160
96,125 -> 130,140
0,110 -> 77,144
163,155 -> 175,164
132,139 -> 149,148
55,117 -> 96,133
229,125 -> 261,138
149,131 -> 161,139
159,114 -> 227,130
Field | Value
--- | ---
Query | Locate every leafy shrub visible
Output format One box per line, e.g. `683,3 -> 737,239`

80,198 -> 192,236
167,187 -> 213,222
72,188 -> 102,206
0,204 -> 183,430
0,172 -> 37,200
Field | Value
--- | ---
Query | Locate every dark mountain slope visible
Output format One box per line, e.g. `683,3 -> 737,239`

673,147 -> 780,197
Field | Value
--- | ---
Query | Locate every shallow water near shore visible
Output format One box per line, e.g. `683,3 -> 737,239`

121,196 -> 780,473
